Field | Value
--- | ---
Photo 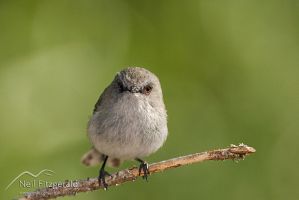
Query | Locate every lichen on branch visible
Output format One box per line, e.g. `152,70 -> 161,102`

19,144 -> 256,200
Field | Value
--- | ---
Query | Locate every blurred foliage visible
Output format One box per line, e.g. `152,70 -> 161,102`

1,0 -> 299,199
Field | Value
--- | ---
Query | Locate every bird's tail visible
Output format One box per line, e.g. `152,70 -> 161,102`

81,147 -> 122,167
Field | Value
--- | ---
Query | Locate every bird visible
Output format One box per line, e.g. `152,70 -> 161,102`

81,67 -> 168,189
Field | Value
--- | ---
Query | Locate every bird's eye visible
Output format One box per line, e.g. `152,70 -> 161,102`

142,85 -> 153,95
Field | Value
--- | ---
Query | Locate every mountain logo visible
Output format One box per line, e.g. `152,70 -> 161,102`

5,169 -> 55,190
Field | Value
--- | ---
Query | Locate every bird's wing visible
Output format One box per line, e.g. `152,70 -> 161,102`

92,86 -> 109,114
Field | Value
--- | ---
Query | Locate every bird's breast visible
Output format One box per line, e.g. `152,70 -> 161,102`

88,94 -> 167,159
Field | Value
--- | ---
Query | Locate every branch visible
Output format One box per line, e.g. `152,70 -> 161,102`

19,144 -> 256,200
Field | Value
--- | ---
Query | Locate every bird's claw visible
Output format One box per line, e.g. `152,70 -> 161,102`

138,162 -> 150,181
98,169 -> 110,190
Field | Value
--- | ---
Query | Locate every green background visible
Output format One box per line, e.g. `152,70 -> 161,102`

1,0 -> 298,199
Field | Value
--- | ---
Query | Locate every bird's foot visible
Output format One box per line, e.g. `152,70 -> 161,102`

98,169 -> 111,190
136,159 -> 150,181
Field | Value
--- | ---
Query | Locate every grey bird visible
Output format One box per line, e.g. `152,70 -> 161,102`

81,67 -> 168,189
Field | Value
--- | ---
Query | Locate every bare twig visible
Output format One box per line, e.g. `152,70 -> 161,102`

19,144 -> 256,200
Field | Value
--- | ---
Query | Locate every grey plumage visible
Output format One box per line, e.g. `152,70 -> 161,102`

82,67 -> 168,168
